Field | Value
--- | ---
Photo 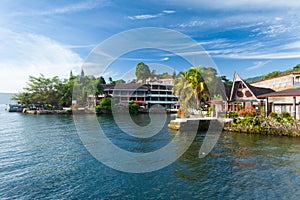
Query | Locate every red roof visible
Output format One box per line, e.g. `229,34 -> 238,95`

134,101 -> 147,105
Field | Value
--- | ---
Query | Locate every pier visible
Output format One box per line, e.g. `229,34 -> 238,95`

168,117 -> 233,131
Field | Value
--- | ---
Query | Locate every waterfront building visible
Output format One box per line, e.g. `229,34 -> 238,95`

228,72 -> 274,112
258,88 -> 300,119
103,83 -> 149,103
146,81 -> 178,109
228,72 -> 300,119
101,78 -> 178,109
251,70 -> 300,91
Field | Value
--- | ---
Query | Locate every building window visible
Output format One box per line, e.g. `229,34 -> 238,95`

245,91 -> 252,97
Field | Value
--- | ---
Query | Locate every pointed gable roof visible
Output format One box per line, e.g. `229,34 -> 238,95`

230,72 -> 274,102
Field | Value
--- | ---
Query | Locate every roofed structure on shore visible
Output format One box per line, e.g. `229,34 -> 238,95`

100,80 -> 178,109
258,88 -> 300,119
229,72 -> 274,103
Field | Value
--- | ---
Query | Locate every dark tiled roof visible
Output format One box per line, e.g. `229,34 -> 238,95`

223,83 -> 232,100
258,88 -> 300,98
246,83 -> 275,96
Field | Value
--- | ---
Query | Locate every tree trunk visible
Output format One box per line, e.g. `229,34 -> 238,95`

194,91 -> 201,109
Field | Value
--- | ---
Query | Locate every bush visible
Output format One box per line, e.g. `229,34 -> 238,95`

207,105 -> 213,116
129,103 -> 139,114
95,105 -> 101,113
269,111 -> 278,119
238,105 -> 257,117
269,111 -> 294,124
236,116 -> 262,126
95,98 -> 112,113
228,111 -> 238,118
281,111 -> 291,118
100,98 -> 111,107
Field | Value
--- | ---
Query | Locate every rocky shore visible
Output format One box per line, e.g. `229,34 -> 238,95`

224,118 -> 300,137
23,109 -> 72,115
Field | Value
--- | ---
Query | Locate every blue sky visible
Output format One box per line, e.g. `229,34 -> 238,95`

1,0 -> 300,92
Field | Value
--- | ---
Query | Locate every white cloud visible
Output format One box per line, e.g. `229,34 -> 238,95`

178,20 -> 205,28
162,36 -> 300,60
63,44 -> 96,49
127,14 -> 161,20
164,0 -> 300,10
282,41 -> 300,50
251,24 -> 291,37
0,28 -> 83,92
163,10 -> 176,14
246,60 -> 271,71
12,0 -> 108,16
127,10 -> 175,20
235,52 -> 300,59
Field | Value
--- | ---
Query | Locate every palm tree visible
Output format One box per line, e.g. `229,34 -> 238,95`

186,67 -> 208,109
173,71 -> 193,109
173,67 -> 209,111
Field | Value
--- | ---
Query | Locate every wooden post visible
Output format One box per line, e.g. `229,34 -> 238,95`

265,98 -> 268,117
293,96 -> 296,119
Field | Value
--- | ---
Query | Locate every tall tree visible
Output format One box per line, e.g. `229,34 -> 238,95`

221,76 -> 233,86
135,62 -> 150,83
81,69 -> 85,77
108,77 -> 114,84
173,71 -> 194,109
173,67 -> 213,110
186,67 -> 208,109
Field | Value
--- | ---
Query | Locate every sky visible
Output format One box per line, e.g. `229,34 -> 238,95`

1,0 -> 300,92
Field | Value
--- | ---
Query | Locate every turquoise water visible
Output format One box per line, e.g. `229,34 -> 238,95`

1,104 -> 300,199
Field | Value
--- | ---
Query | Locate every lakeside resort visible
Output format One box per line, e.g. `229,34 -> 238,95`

7,69 -> 300,136
2,69 -> 300,199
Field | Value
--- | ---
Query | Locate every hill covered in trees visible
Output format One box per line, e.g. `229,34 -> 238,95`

245,64 -> 300,83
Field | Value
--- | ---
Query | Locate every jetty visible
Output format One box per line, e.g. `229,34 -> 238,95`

168,117 -> 233,131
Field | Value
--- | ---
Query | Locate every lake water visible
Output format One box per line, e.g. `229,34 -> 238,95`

1,104 -> 300,199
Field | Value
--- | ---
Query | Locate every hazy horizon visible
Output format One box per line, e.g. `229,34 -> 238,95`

0,93 -> 16,104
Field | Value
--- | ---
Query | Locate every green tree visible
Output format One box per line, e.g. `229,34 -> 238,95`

135,62 -> 150,82
293,64 -> 300,71
115,79 -> 126,84
221,75 -> 233,86
186,67 -> 208,109
173,67 -> 219,110
12,74 -> 61,106
262,71 -> 281,80
95,77 -> 104,102
173,71 -> 194,110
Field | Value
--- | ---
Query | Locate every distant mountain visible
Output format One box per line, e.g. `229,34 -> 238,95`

0,93 -> 16,104
245,75 -> 262,83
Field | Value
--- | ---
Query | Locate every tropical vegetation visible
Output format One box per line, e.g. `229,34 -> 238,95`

173,66 -> 223,115
12,71 -> 105,109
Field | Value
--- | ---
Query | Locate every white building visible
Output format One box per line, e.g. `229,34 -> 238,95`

251,70 -> 300,91
102,78 -> 178,109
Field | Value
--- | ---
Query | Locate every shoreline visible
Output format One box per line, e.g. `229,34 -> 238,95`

223,118 -> 300,137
